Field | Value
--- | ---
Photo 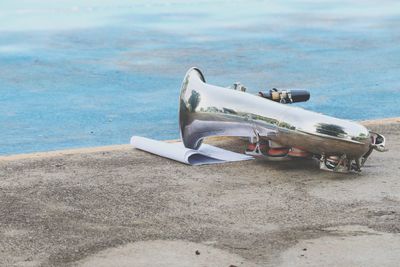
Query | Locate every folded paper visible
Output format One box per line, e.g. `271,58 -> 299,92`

130,136 -> 253,165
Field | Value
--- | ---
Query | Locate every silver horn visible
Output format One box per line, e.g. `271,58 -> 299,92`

179,67 -> 386,172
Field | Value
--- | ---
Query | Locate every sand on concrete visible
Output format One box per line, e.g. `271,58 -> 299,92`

78,240 -> 257,267
279,225 -> 400,267
0,118 -> 399,266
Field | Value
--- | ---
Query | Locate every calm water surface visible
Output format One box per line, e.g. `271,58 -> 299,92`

1,0 -> 399,154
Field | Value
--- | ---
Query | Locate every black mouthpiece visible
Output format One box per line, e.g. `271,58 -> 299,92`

259,88 -> 310,103
289,90 -> 310,103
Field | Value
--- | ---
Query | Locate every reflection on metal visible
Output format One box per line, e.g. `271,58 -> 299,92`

179,67 -> 386,173
230,82 -> 247,92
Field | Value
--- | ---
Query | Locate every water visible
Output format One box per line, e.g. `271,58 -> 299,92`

1,0 -> 399,155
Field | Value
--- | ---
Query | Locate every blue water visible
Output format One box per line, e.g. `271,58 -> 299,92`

1,0 -> 399,155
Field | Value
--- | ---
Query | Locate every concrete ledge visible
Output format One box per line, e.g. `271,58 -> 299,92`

1,118 -> 396,162
1,118 -> 399,266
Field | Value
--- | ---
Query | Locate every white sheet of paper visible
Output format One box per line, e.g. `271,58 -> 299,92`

130,136 -> 253,165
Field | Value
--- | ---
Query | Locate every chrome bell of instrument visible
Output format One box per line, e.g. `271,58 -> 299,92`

179,67 -> 386,172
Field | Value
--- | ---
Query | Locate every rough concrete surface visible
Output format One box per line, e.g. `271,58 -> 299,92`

0,119 -> 399,267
